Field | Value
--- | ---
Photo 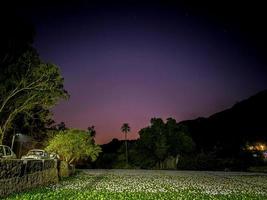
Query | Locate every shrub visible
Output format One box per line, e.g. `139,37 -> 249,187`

46,129 -> 102,165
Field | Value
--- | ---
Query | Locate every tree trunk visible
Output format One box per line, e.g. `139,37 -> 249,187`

0,128 -> 3,145
159,161 -> 163,169
175,154 -> 180,166
125,132 -> 128,167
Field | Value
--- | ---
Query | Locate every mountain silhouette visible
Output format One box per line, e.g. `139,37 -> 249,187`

179,90 -> 267,157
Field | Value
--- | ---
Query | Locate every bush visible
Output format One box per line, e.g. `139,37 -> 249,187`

46,129 -> 101,165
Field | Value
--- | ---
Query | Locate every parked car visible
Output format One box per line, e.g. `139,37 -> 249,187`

0,145 -> 17,159
21,149 -> 49,160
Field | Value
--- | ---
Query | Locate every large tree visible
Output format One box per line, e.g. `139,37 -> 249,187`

121,123 -> 130,167
137,118 -> 194,168
0,14 -> 62,145
46,129 -> 102,165
8,106 -> 55,143
0,51 -> 68,144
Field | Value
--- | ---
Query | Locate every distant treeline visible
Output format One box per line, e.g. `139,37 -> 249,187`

88,91 -> 267,170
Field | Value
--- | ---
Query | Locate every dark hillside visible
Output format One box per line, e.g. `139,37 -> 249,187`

180,90 -> 267,156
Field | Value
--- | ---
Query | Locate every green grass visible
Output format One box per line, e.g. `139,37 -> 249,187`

5,169 -> 267,200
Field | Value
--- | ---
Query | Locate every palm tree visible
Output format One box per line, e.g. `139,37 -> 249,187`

121,123 -> 130,167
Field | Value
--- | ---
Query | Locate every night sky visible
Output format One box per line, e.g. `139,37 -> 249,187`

14,1 -> 267,144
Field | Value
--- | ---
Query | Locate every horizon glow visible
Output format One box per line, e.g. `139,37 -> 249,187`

31,3 -> 267,144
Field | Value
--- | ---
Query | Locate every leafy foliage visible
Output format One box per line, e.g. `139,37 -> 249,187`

46,129 -> 102,165
94,118 -> 195,169
0,51 -> 68,144
136,118 -> 194,168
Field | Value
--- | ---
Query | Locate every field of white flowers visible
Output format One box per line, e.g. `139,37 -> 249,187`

5,169 -> 267,200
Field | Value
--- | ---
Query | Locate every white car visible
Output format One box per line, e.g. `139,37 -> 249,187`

0,145 -> 17,159
21,149 -> 49,160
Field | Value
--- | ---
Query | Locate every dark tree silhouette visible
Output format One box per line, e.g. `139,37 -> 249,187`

138,118 -> 194,169
0,10 -> 34,68
0,13 -> 68,144
121,123 -> 130,167
57,122 -> 67,131
88,126 -> 96,137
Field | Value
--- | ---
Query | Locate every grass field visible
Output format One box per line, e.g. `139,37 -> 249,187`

5,169 -> 267,200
